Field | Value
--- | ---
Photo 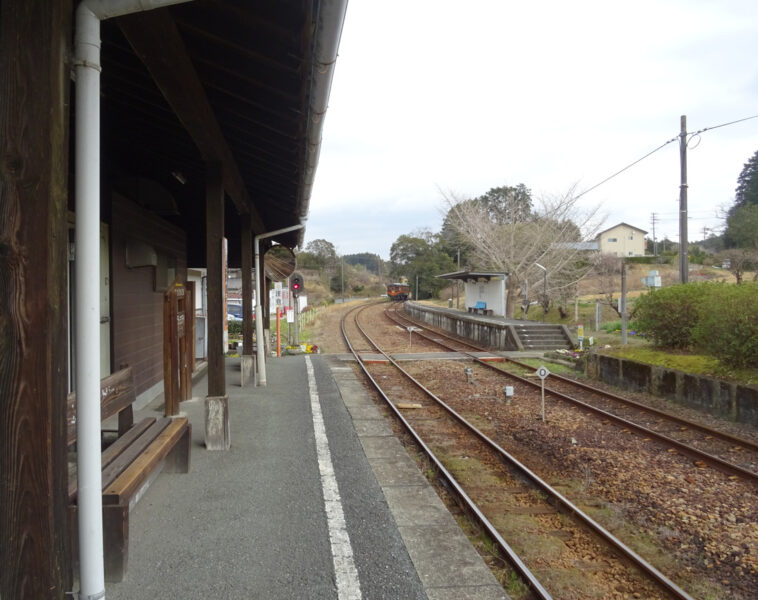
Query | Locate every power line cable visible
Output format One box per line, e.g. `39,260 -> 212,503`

689,113 -> 758,137
575,113 -> 758,201
575,136 -> 678,200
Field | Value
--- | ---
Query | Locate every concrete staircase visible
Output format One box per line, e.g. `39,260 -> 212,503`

511,322 -> 573,351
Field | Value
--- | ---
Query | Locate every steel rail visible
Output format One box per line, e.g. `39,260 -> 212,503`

341,303 -> 554,600
349,304 -> 694,600
387,308 -> 758,483
391,306 -> 758,450
507,355 -> 758,453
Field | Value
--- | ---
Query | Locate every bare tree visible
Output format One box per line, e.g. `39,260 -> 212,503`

443,184 -> 603,318
718,248 -> 758,284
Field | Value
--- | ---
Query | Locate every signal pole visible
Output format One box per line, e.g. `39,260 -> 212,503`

679,115 -> 689,283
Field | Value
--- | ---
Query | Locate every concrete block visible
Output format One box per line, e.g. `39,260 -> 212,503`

713,380 -> 734,419
652,366 -> 677,398
370,457 -> 428,486
426,586 -> 508,600
204,395 -> 230,450
620,359 -> 651,392
240,354 -> 254,387
352,418 -> 394,437
736,385 -> 758,426
683,374 -> 711,411
598,355 -> 621,387
399,524 -> 502,589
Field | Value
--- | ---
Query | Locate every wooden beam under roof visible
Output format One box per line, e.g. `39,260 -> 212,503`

117,8 -> 264,232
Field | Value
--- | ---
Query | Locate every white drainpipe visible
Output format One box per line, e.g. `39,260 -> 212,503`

254,224 -> 304,386
74,1 -> 192,598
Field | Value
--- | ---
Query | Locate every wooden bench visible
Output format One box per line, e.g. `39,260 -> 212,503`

67,367 -> 191,582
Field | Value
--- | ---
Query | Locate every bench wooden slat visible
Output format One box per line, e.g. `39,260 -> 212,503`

100,418 -> 171,496
101,418 -> 157,470
68,417 -> 158,502
103,417 -> 189,506
67,367 -> 137,445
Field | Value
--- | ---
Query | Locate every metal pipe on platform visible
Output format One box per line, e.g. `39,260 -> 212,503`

254,224 -> 304,386
74,1 -> 192,597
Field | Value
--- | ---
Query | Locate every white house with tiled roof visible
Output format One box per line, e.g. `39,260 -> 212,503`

595,223 -> 647,257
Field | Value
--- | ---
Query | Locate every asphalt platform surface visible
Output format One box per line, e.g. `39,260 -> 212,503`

105,354 -> 508,600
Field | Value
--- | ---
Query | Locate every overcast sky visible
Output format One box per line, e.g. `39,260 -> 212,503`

304,0 -> 758,259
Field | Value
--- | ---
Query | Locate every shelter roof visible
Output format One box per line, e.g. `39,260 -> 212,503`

436,270 -> 508,281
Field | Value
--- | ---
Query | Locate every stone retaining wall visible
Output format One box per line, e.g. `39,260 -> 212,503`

404,302 -> 521,350
585,353 -> 758,427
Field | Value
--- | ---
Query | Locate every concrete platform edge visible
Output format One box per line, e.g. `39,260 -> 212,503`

325,357 -> 509,600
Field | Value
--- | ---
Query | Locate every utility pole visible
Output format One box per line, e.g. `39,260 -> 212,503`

621,260 -> 628,345
650,212 -> 658,256
679,115 -> 689,283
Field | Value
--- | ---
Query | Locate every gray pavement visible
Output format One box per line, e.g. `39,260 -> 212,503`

105,354 -> 508,599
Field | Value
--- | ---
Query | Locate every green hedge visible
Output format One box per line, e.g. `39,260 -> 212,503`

631,283 -> 710,349
632,282 -> 758,368
228,321 -> 242,336
692,282 -> 758,369
625,255 -> 673,265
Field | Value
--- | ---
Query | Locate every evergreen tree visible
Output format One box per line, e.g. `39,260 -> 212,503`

725,150 -> 758,247
735,149 -> 758,208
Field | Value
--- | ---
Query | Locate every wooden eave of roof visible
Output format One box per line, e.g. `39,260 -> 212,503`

98,0 -> 321,263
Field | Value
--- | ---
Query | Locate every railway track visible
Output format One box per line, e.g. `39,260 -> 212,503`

386,306 -> 758,485
343,302 -> 695,600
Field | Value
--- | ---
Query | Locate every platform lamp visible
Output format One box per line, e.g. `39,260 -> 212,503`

535,263 -> 547,322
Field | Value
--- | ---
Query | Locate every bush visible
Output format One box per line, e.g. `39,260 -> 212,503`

631,283 -> 711,348
692,282 -> 758,368
228,320 -> 242,337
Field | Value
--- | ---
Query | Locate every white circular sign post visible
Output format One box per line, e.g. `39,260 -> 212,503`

406,326 -> 421,348
535,365 -> 550,422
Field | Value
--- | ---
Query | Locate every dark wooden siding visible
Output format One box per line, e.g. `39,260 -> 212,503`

111,193 -> 187,399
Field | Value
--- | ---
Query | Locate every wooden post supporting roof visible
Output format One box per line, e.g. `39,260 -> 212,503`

204,163 -> 230,450
0,2 -> 73,597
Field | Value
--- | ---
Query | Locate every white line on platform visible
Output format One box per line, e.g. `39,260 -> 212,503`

305,356 -> 363,600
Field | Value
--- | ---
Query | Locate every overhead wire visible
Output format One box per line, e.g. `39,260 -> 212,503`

574,136 -> 678,200
574,113 -> 758,201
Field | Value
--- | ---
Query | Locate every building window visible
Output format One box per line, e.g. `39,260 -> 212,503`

607,237 -> 617,242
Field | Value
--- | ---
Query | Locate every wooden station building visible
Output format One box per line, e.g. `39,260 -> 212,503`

0,1 -> 346,597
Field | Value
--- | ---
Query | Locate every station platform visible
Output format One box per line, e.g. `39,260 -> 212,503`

106,354 -> 508,600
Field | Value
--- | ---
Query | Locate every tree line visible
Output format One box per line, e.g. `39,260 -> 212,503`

296,149 -> 758,311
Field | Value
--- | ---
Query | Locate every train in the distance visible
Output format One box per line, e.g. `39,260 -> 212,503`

386,282 -> 410,301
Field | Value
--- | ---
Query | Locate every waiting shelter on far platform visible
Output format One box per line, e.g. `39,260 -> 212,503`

437,271 -> 508,317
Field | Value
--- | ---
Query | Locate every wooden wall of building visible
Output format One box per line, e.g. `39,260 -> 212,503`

110,193 -> 187,398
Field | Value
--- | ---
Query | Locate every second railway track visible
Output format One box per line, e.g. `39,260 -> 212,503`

385,305 -> 758,484
342,302 -> 697,600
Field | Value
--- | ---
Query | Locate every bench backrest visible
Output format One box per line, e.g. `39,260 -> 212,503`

474,301 -> 486,309
67,367 -> 136,445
